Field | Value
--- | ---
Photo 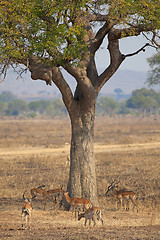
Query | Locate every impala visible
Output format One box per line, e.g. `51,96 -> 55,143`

31,185 -> 52,210
21,191 -> 33,230
64,192 -> 92,219
47,185 -> 64,205
105,180 -> 138,211
78,206 -> 103,226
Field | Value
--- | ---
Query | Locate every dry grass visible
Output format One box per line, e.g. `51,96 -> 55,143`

0,116 -> 160,239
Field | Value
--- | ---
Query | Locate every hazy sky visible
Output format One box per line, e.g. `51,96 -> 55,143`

95,34 -> 157,73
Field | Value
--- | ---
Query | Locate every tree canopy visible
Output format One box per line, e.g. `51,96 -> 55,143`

126,88 -> 159,111
0,0 -> 160,78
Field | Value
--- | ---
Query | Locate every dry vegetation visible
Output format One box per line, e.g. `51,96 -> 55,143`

0,116 -> 160,239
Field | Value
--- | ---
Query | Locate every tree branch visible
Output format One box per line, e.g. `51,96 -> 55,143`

64,63 -> 95,100
27,55 -> 75,114
0,61 -> 9,83
109,24 -> 155,40
89,12 -> 118,55
88,13 -> 110,22
124,43 -> 151,58
19,55 -> 74,114
95,32 -> 124,93
91,20 -> 115,54
143,32 -> 160,49
51,67 -> 75,115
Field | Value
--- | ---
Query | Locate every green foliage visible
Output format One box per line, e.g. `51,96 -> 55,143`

126,88 -> 159,113
0,101 -> 7,114
0,0 -> 160,67
0,91 -> 67,117
106,0 -> 160,27
97,96 -> 118,116
29,100 -> 50,114
0,0 -> 88,66
113,88 -> 124,101
26,112 -> 37,118
117,102 -> 131,115
46,99 -> 67,117
147,51 -> 160,85
0,89 -> 160,117
5,99 -> 28,116
29,99 -> 67,116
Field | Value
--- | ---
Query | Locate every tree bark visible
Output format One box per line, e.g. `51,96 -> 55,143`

67,98 -> 99,205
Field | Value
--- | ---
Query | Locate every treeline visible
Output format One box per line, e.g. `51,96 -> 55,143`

97,88 -> 160,116
0,92 -> 67,118
0,88 -> 160,118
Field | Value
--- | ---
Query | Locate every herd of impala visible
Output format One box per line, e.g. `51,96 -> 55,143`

21,180 -> 138,230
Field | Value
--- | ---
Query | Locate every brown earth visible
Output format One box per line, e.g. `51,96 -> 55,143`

0,116 -> 160,239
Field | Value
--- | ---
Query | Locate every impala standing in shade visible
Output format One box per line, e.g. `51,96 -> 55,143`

47,185 -> 64,205
64,192 -> 92,219
78,206 -> 103,226
31,185 -> 52,210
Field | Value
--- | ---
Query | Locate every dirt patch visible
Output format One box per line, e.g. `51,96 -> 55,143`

0,209 -> 160,239
0,141 -> 160,156
0,116 -> 160,239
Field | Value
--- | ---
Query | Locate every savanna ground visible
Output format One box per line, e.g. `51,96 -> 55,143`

0,116 -> 160,239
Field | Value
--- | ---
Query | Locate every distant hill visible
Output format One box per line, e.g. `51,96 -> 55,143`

100,70 -> 147,94
0,68 -> 159,100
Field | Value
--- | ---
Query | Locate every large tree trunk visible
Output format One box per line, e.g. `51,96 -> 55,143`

67,98 -> 99,205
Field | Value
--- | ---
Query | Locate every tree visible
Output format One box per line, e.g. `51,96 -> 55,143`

48,99 -> 67,116
29,100 -> 50,114
97,96 -> 118,116
114,88 -> 123,101
147,51 -> 160,85
0,101 -> 7,115
6,99 -> 28,116
126,88 -> 159,114
0,0 -> 160,204
0,91 -> 17,102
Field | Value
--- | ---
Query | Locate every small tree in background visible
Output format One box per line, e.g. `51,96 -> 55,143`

97,96 -> 118,116
126,88 -> 159,115
0,0 -> 160,203
0,91 -> 17,103
114,88 -> 123,101
5,99 -> 28,116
